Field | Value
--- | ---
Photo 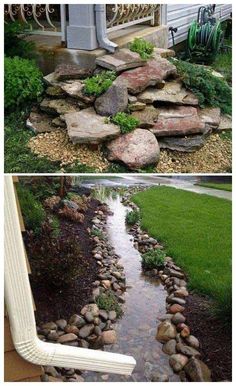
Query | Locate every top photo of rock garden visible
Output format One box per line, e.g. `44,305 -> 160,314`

4,3 -> 232,174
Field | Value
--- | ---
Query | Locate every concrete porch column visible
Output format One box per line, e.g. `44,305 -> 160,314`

67,4 -> 99,50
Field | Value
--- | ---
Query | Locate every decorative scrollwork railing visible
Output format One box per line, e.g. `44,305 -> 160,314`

4,4 -> 67,41
106,4 -> 160,32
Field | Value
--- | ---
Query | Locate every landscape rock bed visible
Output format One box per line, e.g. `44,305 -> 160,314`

121,187 -> 212,382
25,47 -> 231,172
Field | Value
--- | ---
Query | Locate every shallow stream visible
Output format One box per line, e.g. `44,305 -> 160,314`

82,195 -> 179,382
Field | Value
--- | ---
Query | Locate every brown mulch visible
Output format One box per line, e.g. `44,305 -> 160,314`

27,198 -> 100,324
183,294 -> 232,381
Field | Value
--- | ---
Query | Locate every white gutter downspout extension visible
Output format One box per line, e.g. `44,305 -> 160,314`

95,4 -> 118,53
4,176 -> 136,375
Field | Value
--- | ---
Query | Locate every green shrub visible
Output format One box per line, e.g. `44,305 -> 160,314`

125,209 -> 140,225
172,59 -> 232,115
129,38 -> 154,60
83,71 -> 117,96
5,56 -> 44,111
96,291 -> 123,317
112,112 -> 140,134
4,21 -> 36,59
141,249 -> 166,270
16,184 -> 46,234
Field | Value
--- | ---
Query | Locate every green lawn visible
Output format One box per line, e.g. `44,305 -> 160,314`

195,182 -> 232,191
132,186 -> 232,321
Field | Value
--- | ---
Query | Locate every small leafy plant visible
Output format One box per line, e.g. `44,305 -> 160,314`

141,249 -> 166,270
112,112 -> 140,134
125,209 -> 140,225
130,37 -> 154,59
96,291 -> 123,318
83,70 -> 117,96
5,56 -> 44,111
172,59 -> 232,115
91,228 -> 105,239
4,21 -> 36,59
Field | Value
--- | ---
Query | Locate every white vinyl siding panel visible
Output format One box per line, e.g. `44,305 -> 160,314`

167,3 -> 232,47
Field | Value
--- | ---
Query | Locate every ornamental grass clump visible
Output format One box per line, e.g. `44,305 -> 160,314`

83,70 -> 117,96
112,112 -> 140,134
172,59 -> 232,115
141,249 -> 166,270
129,37 -> 154,60
125,209 -> 140,225
4,56 -> 44,111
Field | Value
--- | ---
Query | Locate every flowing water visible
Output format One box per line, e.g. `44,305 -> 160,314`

82,195 -> 179,382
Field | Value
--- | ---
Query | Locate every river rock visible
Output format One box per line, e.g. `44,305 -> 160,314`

172,312 -> 186,325
101,279 -> 111,289
174,288 -> 189,298
144,362 -> 169,382
65,107 -> 120,144
176,342 -> 201,358
131,106 -> 159,128
168,297 -> 186,306
162,339 -> 177,355
169,304 -> 185,314
84,312 -> 94,323
42,322 -> 57,331
58,333 -> 78,344
198,107 -> 221,128
96,48 -> 146,72
169,354 -> 188,372
69,314 -> 86,328
184,357 -> 211,381
95,83 -> 128,116
79,324 -> 94,338
54,64 -> 92,81
64,325 -> 80,335
138,81 -> 198,105
150,106 -> 206,137
40,98 -> 80,116
108,311 -> 117,321
115,58 -> 177,94
55,319 -> 67,330
81,304 -> 99,317
107,128 -> 160,170
47,331 -> 59,341
158,132 -> 210,152
156,320 -> 177,343
185,335 -> 200,349
99,310 -> 108,321
102,330 -> 117,344
26,111 -> 57,133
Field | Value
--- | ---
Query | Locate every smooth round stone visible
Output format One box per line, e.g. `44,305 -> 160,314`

101,330 -> 117,344
84,312 -> 94,323
56,319 -> 67,330
185,335 -> 200,349
169,354 -> 189,372
172,312 -> 186,325
162,339 -> 176,355
108,310 -> 117,321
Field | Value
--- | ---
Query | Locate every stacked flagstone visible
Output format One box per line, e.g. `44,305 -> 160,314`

26,47 -> 231,170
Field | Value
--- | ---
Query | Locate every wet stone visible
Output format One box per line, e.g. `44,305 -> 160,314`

176,342 -> 201,358
79,324 -> 94,338
169,354 -> 189,372
162,339 -> 177,355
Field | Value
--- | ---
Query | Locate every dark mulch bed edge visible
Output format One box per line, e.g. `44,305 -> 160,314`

27,198 -> 101,324
183,294 -> 232,381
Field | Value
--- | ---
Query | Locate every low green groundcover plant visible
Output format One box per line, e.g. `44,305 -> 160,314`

112,112 -> 140,134
16,184 -> 46,235
96,291 -> 123,318
129,37 -> 154,60
125,209 -> 140,225
133,186 -> 232,323
141,249 -> 166,270
5,56 -> 44,111
173,59 -> 232,115
83,70 -> 116,96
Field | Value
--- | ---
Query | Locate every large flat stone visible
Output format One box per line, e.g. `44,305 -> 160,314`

26,111 -> 57,133
40,98 -> 80,116
54,64 -> 92,81
107,128 -> 160,170
65,107 -> 120,144
115,58 -> 177,94
138,81 -> 198,105
198,107 -> 221,128
60,81 -> 95,105
95,83 -> 128,116
158,131 -> 211,153
131,106 -> 159,128
150,106 -> 206,137
96,48 -> 146,72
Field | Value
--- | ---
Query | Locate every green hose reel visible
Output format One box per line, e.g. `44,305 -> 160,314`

187,6 -> 223,63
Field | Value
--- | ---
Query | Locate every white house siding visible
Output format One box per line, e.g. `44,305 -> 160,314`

166,3 -> 232,47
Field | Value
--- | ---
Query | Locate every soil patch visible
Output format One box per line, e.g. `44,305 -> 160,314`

26,198 -> 100,323
183,294 -> 232,381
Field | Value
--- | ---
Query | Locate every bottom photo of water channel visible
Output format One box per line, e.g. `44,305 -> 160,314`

4,175 -> 232,382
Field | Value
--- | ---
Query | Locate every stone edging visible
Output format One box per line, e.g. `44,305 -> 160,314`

121,187 -> 212,382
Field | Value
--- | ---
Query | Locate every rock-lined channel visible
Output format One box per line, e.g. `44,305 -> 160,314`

82,194 -> 179,382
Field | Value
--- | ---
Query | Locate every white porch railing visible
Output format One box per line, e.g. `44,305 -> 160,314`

106,4 -> 160,32
4,4 -> 67,43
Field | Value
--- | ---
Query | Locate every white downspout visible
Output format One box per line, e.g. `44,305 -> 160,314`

4,176 -> 136,375
95,4 -> 118,53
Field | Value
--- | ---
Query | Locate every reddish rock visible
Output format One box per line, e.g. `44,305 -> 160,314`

177,323 -> 191,338
107,128 -> 160,170
102,330 -> 117,345
151,106 -> 206,137
156,320 -> 177,343
169,304 -> 185,314
115,58 -> 177,94
57,333 -> 78,344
